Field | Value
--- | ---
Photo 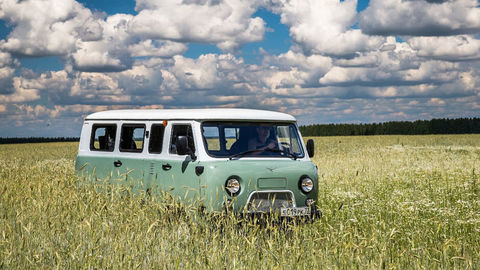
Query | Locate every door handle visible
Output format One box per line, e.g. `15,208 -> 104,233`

113,160 -> 122,167
162,164 -> 172,171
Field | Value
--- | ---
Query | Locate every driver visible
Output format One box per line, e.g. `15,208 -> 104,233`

248,126 -> 276,150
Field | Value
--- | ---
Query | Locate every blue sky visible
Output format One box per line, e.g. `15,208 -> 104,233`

0,0 -> 480,137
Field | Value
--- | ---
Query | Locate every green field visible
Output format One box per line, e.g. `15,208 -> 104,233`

1,135 -> 479,268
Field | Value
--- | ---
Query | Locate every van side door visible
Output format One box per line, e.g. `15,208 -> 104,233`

114,122 -> 147,191
76,122 -> 118,181
163,122 -> 201,204
144,122 -> 169,194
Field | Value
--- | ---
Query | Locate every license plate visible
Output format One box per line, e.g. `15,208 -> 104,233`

280,207 -> 311,217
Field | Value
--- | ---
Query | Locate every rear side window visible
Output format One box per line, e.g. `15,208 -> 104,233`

120,124 -> 145,152
149,124 -> 165,153
170,125 -> 195,155
91,124 -> 117,151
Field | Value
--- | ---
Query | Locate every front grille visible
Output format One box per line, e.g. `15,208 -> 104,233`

247,191 -> 294,213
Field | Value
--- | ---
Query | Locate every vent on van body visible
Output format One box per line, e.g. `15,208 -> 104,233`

149,162 -> 155,176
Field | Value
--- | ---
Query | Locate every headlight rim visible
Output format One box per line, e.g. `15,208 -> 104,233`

299,176 -> 314,194
225,176 -> 241,196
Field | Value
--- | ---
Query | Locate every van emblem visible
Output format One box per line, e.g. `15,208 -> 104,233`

266,167 -> 277,172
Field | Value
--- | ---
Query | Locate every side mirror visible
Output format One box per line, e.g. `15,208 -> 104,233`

176,136 -> 196,160
175,136 -> 189,155
306,139 -> 314,158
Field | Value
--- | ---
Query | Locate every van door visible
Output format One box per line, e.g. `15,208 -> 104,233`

144,122 -> 169,195
163,123 -> 201,204
80,123 -> 118,181
113,123 -> 147,192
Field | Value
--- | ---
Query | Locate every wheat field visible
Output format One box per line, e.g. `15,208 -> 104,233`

1,135 -> 479,269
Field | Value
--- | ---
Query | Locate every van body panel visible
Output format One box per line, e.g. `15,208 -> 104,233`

197,159 -> 318,212
160,158 -> 202,204
75,155 -> 116,182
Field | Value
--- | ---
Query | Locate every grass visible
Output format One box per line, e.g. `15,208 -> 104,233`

1,135 -> 479,268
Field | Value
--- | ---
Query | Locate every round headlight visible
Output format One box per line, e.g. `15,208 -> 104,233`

299,177 -> 313,193
225,178 -> 240,196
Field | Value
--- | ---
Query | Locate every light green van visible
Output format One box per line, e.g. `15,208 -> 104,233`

75,108 -> 320,217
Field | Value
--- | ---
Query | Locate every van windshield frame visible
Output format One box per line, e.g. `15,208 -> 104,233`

201,122 -> 305,159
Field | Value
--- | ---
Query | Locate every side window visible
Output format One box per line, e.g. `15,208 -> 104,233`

203,126 -> 220,151
277,126 -> 290,145
120,124 -> 145,152
224,127 -> 239,150
202,125 -> 239,153
149,124 -> 165,153
170,125 -> 195,155
290,125 -> 302,154
90,124 -> 116,151
276,125 -> 303,155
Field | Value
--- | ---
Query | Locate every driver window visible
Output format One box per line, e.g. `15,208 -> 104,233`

170,125 -> 195,155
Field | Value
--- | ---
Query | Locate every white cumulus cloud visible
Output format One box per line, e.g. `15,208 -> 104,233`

408,35 -> 480,61
129,40 -> 187,58
261,50 -> 332,89
70,14 -> 134,72
359,0 -> 480,36
0,0 -> 100,56
1,0 -> 480,136
270,0 -> 384,56
130,0 -> 266,51
0,50 -> 15,94
0,77 -> 40,103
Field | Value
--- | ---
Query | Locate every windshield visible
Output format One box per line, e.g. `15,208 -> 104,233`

201,122 -> 305,158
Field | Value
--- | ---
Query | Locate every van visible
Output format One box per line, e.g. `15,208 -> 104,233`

75,109 -> 320,217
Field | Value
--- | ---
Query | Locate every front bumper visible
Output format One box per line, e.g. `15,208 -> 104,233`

223,190 -> 322,219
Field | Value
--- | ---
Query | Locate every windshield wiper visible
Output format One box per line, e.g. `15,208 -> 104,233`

228,148 -> 297,160
263,148 -> 298,160
228,149 -> 263,160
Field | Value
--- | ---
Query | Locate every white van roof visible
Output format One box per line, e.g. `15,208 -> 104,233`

85,108 -> 296,122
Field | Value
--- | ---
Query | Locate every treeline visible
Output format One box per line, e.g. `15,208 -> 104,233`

300,118 -> 480,136
1,118 -> 479,143
0,137 -> 80,144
